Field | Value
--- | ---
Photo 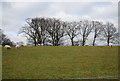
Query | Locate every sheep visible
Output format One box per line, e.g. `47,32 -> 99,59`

15,45 -> 20,49
47,44 -> 53,46
109,45 -> 112,47
4,45 -> 11,49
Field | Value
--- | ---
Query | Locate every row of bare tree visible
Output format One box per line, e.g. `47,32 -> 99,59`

19,17 -> 119,46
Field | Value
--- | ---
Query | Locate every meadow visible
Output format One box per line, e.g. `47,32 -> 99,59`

2,46 -> 118,79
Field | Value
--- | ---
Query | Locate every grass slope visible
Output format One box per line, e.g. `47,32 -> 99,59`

2,46 -> 118,79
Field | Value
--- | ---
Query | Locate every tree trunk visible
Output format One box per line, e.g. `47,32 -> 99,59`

92,35 -> 96,46
82,37 -> 85,46
82,40 -> 85,46
33,38 -> 37,46
55,39 -> 59,46
34,40 -> 37,46
42,38 -> 46,46
107,37 -> 110,46
71,38 -> 74,46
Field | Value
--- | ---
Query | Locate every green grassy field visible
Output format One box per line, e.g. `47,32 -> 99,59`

2,46 -> 118,79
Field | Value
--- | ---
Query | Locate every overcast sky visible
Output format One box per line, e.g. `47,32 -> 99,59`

1,0 -> 118,45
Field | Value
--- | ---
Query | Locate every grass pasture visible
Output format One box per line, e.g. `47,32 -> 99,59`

2,46 -> 118,79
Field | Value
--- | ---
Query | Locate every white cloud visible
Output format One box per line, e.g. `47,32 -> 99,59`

92,2 -> 117,18
54,11 -> 78,21
6,33 -> 27,44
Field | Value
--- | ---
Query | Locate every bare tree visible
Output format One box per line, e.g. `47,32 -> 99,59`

0,29 -> 13,46
19,25 -> 38,46
92,21 -> 103,46
78,20 -> 93,46
111,32 -> 120,45
20,17 -> 66,46
66,21 -> 79,46
102,22 -> 117,46
26,17 -> 48,46
46,18 -> 66,46
19,17 -> 49,46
